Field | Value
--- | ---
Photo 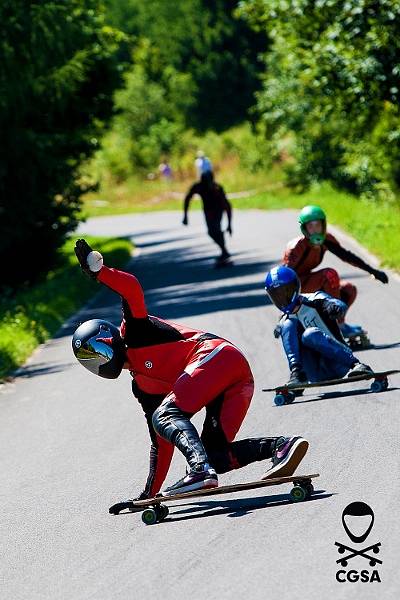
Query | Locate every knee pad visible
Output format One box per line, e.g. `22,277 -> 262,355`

152,400 -> 192,440
324,268 -> 340,293
302,327 -> 321,347
340,282 -> 357,307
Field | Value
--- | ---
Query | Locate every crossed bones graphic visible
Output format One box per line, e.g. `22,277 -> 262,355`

335,541 -> 382,567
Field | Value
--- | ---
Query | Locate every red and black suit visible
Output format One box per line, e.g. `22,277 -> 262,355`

98,265 -> 273,497
283,232 -> 379,314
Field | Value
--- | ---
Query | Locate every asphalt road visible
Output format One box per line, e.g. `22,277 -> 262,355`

1,210 -> 399,600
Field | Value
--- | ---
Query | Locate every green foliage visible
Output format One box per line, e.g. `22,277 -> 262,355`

240,0 -> 400,199
105,0 -> 267,131
0,1 -> 124,288
0,236 -> 132,381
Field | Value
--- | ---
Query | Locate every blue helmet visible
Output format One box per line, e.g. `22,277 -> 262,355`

265,266 -> 300,314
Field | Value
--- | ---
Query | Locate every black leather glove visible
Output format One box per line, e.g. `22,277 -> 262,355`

109,490 -> 150,515
322,298 -> 347,320
273,323 -> 282,339
226,224 -> 233,236
74,238 -> 97,279
372,269 -> 389,284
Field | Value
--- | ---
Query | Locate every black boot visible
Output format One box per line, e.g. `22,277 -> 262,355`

287,366 -> 308,386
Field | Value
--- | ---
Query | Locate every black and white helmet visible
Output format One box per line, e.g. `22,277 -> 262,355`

72,319 -> 126,379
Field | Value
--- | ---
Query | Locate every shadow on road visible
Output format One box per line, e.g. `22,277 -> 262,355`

279,386 -> 400,405
355,341 -> 400,352
157,490 -> 333,524
61,232 -> 277,331
13,361 -> 74,379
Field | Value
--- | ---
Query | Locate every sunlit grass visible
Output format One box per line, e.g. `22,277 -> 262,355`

0,236 -> 132,381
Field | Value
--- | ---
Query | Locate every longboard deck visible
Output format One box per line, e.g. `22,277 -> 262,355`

111,473 -> 319,512
262,370 -> 400,393
134,473 -> 319,507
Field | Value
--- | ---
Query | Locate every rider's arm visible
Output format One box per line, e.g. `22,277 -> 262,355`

98,266 -> 148,318
183,183 -> 199,215
304,293 -> 347,320
221,186 -> 232,226
324,234 -> 375,273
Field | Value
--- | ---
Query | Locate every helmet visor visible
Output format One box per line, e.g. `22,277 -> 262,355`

266,280 -> 299,313
75,335 -> 114,375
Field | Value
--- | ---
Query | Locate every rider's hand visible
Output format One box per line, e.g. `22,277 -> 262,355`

109,490 -> 150,515
372,269 -> 389,284
74,239 -> 102,279
273,323 -> 282,339
182,215 -> 188,226
322,298 -> 347,320
227,224 -> 233,236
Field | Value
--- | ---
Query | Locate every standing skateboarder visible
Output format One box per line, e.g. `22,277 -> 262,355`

183,171 -> 233,267
72,239 -> 309,507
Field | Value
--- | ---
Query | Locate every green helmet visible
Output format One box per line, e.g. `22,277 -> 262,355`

298,205 -> 326,245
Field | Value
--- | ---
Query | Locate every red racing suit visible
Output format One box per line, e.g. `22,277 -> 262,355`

98,265 -> 254,496
283,232 -> 376,310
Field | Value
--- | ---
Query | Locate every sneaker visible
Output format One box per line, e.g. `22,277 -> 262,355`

287,367 -> 308,386
340,323 -> 363,338
345,362 -> 373,378
161,463 -> 218,496
261,436 -> 309,480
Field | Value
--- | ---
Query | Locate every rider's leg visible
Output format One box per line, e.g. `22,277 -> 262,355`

204,210 -> 229,258
280,317 -> 308,384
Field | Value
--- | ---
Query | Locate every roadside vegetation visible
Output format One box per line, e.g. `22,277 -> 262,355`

0,237 -> 132,381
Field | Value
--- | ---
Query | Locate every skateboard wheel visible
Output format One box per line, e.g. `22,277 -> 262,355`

304,483 -> 314,498
290,485 -> 307,502
370,380 -> 383,393
286,391 -> 296,403
274,393 -> 286,406
142,508 -> 158,525
157,504 -> 169,521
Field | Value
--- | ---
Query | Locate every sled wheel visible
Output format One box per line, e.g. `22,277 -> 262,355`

290,485 -> 307,502
157,504 -> 169,521
286,391 -> 296,404
274,393 -> 287,406
381,377 -> 389,391
370,380 -> 383,393
142,508 -> 158,525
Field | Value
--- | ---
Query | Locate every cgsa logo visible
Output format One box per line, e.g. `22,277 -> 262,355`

336,569 -> 381,583
335,502 -> 382,584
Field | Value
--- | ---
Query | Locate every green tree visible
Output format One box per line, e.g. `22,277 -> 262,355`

105,0 -> 267,131
0,0 -> 123,287
240,0 -> 400,198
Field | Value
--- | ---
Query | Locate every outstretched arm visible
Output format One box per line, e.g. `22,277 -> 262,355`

183,183 -> 198,224
221,186 -> 232,234
74,239 -> 147,317
325,235 -> 388,283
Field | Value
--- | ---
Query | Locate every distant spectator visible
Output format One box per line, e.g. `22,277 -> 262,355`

158,160 -> 173,180
195,150 -> 213,179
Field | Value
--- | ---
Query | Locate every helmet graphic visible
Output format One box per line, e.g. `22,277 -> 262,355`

299,205 -> 326,245
72,319 -> 126,379
265,266 -> 301,314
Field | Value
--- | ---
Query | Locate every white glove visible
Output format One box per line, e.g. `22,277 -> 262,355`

87,250 -> 103,272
